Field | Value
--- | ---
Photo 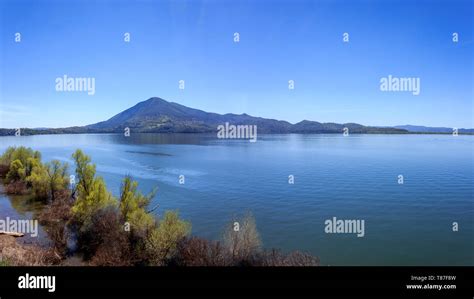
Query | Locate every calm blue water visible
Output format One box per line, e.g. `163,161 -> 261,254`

0,133 -> 473,265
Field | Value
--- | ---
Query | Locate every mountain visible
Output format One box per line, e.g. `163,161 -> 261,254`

87,97 -> 294,133
84,97 -> 405,134
394,125 -> 474,134
4,97 -> 472,136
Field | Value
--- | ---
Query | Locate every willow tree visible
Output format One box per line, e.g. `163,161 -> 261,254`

71,149 -> 116,230
119,176 -> 157,237
28,160 -> 69,200
3,146 -> 41,183
146,211 -> 191,264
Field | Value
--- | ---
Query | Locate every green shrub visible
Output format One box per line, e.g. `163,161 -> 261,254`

3,147 -> 41,183
146,211 -> 191,265
119,176 -> 156,237
71,150 -> 116,230
0,259 -> 10,266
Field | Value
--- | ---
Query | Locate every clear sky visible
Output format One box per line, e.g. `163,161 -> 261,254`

0,0 -> 472,129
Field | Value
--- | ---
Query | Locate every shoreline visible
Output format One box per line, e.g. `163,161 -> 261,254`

0,131 -> 473,137
0,146 -> 320,267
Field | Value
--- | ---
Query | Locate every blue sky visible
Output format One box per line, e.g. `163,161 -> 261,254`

1,0 -> 472,128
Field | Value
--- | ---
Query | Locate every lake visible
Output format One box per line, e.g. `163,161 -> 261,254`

0,133 -> 472,265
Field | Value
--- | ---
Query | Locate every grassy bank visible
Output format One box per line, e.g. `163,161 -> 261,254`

0,146 -> 319,266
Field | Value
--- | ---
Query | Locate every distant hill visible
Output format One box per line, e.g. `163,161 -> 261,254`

2,97 -> 472,136
394,125 -> 474,134
85,97 -> 406,134
86,97 -> 294,133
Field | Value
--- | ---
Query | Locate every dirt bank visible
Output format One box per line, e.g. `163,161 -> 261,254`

0,234 -> 58,266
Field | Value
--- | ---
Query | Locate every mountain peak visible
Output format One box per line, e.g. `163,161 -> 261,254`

85,97 -> 409,134
144,97 -> 168,103
137,97 -> 171,107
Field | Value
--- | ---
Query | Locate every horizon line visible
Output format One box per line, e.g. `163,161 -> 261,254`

1,96 -> 473,130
